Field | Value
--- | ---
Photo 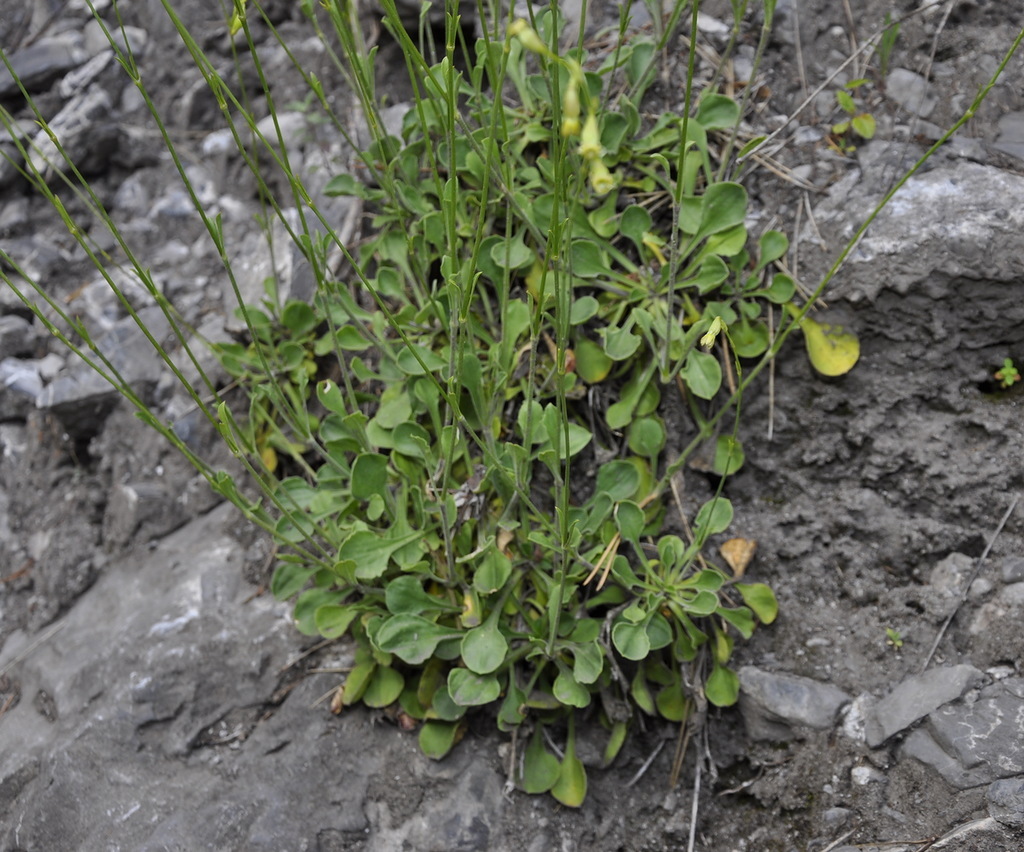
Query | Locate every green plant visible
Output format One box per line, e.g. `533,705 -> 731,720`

994,357 -> 1021,389
885,627 -> 903,649
2,0 -> 1021,808
830,79 -> 877,155
874,12 -> 900,79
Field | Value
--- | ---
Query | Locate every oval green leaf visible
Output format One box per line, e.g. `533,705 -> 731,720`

461,623 -> 508,675
447,668 -> 501,706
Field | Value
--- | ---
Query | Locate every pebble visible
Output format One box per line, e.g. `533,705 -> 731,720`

987,777 -> 1024,829
885,68 -> 937,118
738,666 -> 851,741
864,664 -> 984,748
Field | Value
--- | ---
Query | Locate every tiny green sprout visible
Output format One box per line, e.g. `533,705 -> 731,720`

830,80 -> 876,155
885,627 -> 903,649
994,358 -> 1021,389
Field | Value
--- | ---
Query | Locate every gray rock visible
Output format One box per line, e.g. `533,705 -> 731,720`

885,68 -> 937,118
738,666 -> 851,741
29,84 -> 118,182
0,315 -> 36,359
37,306 -> 171,435
812,162 -> 1024,305
902,728 -> 994,790
993,110 -> 1024,161
0,33 -> 90,98
926,679 -> 1024,784
0,503 -> 383,850
864,664 -> 985,747
929,552 -> 974,596
988,777 -> 1024,829
1001,557 -> 1024,584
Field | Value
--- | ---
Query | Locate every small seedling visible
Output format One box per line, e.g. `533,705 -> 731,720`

885,627 -> 903,649
994,358 -> 1021,389
830,79 -> 877,155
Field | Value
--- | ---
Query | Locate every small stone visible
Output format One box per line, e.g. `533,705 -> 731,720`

930,552 -> 973,596
0,34 -> 89,98
885,68 -> 937,118
987,777 -> 1024,829
851,765 -> 885,785
0,316 -> 36,359
738,666 -> 851,741
994,111 -> 1024,161
1001,556 -> 1024,584
864,664 -> 984,747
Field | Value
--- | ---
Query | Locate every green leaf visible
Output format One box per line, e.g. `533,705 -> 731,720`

385,575 -> 452,615
656,681 -> 688,721
314,604 -> 358,639
736,583 -> 779,624
474,547 -> 512,594
341,660 -> 375,706
627,416 -> 665,456
852,112 -> 876,139
646,611 -> 673,650
705,664 -> 740,707
765,273 -> 795,303
603,325 -> 641,361
835,89 -> 856,113
293,587 -> 344,635
550,723 -> 587,807
570,296 -> 600,325
447,668 -> 501,706
375,615 -> 461,664
572,641 -> 604,684
695,93 -> 740,130
575,337 -> 613,383
396,344 -> 447,375
681,350 -> 722,399
491,232 -> 534,269
631,668 -> 656,714
620,205 -> 653,253
419,720 -> 461,759
363,665 -> 405,708
757,230 -> 788,271
738,135 -> 766,158
523,726 -> 559,794
351,452 -> 389,500
324,173 -> 366,197
569,239 -> 606,276
718,605 -> 756,639
461,623 -> 508,675
553,669 -> 591,708
695,182 -> 748,242
800,316 -> 860,376
615,500 -> 646,543
596,459 -> 641,502
340,529 -> 424,580
612,620 -> 651,660
730,319 -> 770,358
694,497 -> 733,535
270,560 -> 317,600
603,720 -> 628,766
712,435 -> 745,476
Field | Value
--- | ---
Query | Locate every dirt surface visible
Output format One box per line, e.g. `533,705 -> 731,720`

2,1 -> 1024,850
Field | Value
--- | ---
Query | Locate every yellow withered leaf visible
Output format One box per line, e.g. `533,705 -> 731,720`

801,316 -> 860,376
720,537 -> 756,578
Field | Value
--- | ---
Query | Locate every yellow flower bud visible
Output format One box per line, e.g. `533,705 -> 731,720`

508,19 -> 550,56
588,159 -> 616,195
561,116 -> 581,137
701,316 -> 725,349
562,78 -> 581,120
578,113 -> 602,160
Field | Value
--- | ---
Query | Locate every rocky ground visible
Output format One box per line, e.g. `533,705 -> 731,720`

2,0 -> 1024,850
